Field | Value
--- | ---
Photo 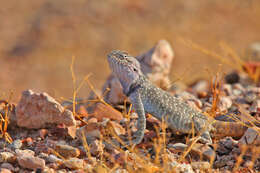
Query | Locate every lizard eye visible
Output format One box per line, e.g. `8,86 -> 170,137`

133,68 -> 137,72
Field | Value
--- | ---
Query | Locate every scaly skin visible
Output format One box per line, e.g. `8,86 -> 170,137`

107,50 -> 248,145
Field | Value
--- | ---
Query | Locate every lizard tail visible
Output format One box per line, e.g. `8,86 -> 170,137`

212,121 -> 248,139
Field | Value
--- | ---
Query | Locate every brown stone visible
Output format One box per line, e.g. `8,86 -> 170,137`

93,103 -> 123,121
17,154 -> 45,170
55,143 -> 80,159
0,168 -> 12,173
16,90 -> 76,129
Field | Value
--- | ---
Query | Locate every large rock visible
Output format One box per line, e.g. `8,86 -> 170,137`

16,90 -> 76,129
16,149 -> 45,170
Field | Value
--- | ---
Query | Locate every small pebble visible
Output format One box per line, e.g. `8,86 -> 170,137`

225,71 -> 240,84
63,158 -> 84,170
191,161 -> 210,170
55,143 -> 80,159
11,139 -> 22,150
1,163 -> 15,172
47,154 -> 63,163
0,152 -> 16,163
90,140 -> 104,156
15,149 -> 35,157
0,168 -> 12,173
17,154 -> 45,170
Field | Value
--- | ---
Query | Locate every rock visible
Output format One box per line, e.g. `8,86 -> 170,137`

11,139 -> 23,149
113,152 -> 127,166
1,163 -> 15,172
176,91 -> 197,101
238,127 -> 260,146
192,80 -> 209,93
99,75 -> 127,105
16,90 -> 76,129
17,154 -> 45,170
243,161 -> 254,168
167,161 -> 194,173
137,40 -> 174,75
225,71 -> 240,84
214,155 -> 234,168
108,121 -> 126,136
0,152 -> 16,163
191,161 -> 211,170
112,168 -> 128,173
63,158 -> 84,170
218,96 -> 232,112
56,169 -> 67,173
168,143 -> 216,161
245,42 -> 260,60
24,137 -> 34,146
47,154 -> 63,163
244,90 -> 257,103
38,152 -> 48,160
39,129 -> 49,139
0,168 -> 11,173
216,137 -> 236,155
223,84 -> 232,96
177,92 -> 202,111
76,122 -> 101,144
249,99 -> 260,113
190,143 -> 216,161
54,143 -> 80,159
42,167 -> 55,173
93,103 -> 124,121
90,140 -> 104,156
62,99 -> 89,117
15,149 -> 35,157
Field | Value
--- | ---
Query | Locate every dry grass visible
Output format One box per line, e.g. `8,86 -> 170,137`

0,95 -> 13,144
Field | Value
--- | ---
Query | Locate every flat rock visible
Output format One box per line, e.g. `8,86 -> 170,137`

16,90 -> 76,129
93,103 -> 123,121
15,149 -> 35,157
76,122 -> 101,144
168,143 -> 216,161
0,163 -> 15,172
167,161 -> 194,173
54,143 -> 80,159
0,152 -> 16,163
90,140 -> 105,156
238,127 -> 260,146
0,168 -> 12,173
108,121 -> 126,136
17,154 -> 45,170
191,161 -> 211,170
63,158 -> 84,170
47,154 -> 63,163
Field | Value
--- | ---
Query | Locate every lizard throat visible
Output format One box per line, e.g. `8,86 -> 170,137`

125,82 -> 141,97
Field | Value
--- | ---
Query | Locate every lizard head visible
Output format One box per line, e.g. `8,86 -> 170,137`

107,50 -> 142,94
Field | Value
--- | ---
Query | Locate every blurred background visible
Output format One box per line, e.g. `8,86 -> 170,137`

1,0 -> 260,101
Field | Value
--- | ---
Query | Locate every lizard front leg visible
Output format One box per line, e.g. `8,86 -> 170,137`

192,115 -> 212,144
127,92 -> 146,146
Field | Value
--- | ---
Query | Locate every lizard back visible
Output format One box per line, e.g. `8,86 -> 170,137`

129,75 -> 209,134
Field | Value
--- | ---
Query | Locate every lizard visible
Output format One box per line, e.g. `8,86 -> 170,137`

87,40 -> 174,107
107,50 -> 252,145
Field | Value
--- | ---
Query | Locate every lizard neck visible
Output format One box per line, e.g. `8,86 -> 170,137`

122,75 -> 146,96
